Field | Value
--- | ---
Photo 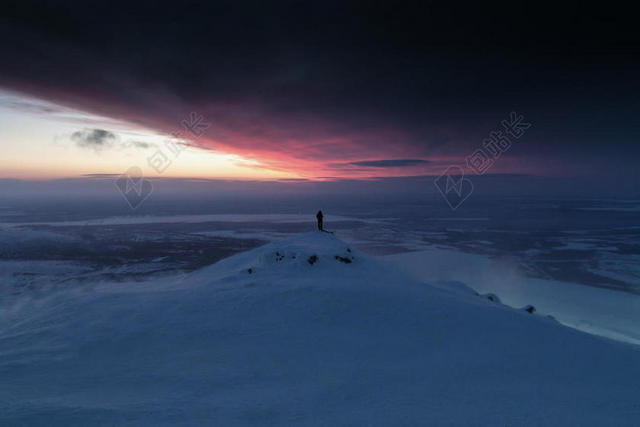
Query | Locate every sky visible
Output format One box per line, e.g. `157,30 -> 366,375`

0,90 -> 291,180
0,1 -> 638,195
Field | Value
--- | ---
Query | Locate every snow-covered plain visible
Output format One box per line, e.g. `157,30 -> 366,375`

1,232 -> 639,425
0,213 -> 378,228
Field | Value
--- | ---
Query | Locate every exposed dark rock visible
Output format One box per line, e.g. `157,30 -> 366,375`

484,293 -> 501,303
334,255 -> 352,264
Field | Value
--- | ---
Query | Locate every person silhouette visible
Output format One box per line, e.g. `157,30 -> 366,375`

316,210 -> 324,231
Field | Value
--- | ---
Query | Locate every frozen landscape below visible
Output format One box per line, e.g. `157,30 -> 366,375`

2,197 -> 639,347
1,231 -> 639,425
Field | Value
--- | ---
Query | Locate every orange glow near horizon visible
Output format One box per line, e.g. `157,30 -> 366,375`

0,90 -> 303,181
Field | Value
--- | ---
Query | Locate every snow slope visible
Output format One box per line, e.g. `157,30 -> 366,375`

384,247 -> 640,345
1,232 -> 639,425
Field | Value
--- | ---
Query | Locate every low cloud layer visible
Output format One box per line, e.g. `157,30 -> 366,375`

349,159 -> 431,168
128,141 -> 153,149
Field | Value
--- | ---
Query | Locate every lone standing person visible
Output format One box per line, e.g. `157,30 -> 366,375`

316,210 -> 324,231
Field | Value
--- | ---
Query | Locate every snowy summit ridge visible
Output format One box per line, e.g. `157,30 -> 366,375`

1,232 -> 640,426
196,231 -> 362,279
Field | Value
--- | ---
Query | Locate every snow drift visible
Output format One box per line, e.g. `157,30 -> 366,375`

1,232 -> 639,425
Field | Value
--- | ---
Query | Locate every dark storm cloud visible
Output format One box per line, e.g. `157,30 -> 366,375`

1,0 -> 639,178
71,129 -> 117,149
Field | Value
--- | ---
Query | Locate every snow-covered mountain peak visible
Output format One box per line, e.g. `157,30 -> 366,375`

247,231 -> 357,266
195,231 -> 368,282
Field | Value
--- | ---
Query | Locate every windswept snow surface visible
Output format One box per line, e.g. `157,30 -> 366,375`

1,232 -> 639,425
384,247 -> 640,345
